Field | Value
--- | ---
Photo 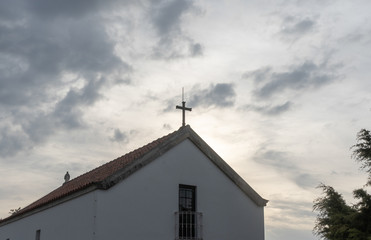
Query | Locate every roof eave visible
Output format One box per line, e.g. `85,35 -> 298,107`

184,126 -> 268,207
104,125 -> 268,207
0,184 -> 98,227
0,125 -> 267,226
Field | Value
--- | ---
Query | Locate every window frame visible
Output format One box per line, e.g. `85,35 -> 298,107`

179,184 -> 196,212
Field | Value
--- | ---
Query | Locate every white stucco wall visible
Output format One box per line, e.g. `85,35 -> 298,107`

0,139 -> 265,240
0,191 -> 96,240
95,139 -> 265,240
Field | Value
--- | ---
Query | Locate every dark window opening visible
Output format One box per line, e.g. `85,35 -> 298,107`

179,184 -> 196,238
35,229 -> 41,240
179,184 -> 196,212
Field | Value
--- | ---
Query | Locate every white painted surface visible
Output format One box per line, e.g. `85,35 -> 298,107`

0,139 -> 265,240
0,192 -> 96,240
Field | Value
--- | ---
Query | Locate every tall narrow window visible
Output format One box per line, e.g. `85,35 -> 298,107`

35,229 -> 41,240
179,184 -> 196,212
178,184 -> 196,238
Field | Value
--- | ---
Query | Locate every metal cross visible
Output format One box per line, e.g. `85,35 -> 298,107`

176,88 -> 192,127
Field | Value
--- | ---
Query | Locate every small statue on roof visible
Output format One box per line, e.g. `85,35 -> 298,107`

64,171 -> 70,183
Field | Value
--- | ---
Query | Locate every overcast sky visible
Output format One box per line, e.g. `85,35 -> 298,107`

1,0 -> 371,239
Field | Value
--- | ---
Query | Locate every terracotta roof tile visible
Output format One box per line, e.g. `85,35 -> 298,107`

1,124 -> 268,225
3,128 -> 179,222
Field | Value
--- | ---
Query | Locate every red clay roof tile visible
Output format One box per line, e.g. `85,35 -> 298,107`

3,128 -> 179,222
1,124 -> 268,224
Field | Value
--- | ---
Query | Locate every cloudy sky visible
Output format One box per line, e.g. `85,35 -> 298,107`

1,0 -> 371,239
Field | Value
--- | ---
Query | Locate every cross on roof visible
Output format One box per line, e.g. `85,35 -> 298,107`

176,88 -> 192,127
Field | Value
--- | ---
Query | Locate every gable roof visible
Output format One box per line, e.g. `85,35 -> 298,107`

1,125 -> 267,225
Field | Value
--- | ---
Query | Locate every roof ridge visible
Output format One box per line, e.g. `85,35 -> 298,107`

1,124 -> 267,225
66,126 -> 181,184
69,128 -> 177,183
1,127 -> 183,223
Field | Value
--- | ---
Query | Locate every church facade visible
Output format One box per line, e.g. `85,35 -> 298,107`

0,125 -> 267,240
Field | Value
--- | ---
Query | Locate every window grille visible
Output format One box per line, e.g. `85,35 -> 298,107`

175,211 -> 203,240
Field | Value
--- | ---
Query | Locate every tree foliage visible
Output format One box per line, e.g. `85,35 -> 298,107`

8,207 -> 21,216
313,129 -> 371,240
351,129 -> 371,186
313,184 -> 355,239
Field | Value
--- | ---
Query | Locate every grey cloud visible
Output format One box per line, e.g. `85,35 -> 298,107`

254,149 -> 294,170
340,29 -> 371,45
151,0 -> 193,35
52,80 -> 103,129
190,83 -> 236,108
265,101 -> 292,115
0,1 -> 132,156
293,173 -> 319,189
267,200 -> 315,238
21,78 -> 106,144
241,58 -> 341,117
64,19 -> 130,74
152,40 -> 204,59
189,42 -> 203,57
0,186 -> 23,201
342,33 -> 365,43
150,0 -> 204,59
267,227 -> 315,240
0,18 -> 128,107
22,113 -> 56,144
254,147 -> 319,189
280,17 -> 316,36
26,0 -> 133,20
163,123 -> 173,130
109,128 -> 139,144
272,200 -> 314,217
55,78 -> 105,116
243,101 -> 292,116
242,67 -> 272,84
164,83 -> 235,112
0,0 -> 26,22
247,61 -> 338,99
0,127 -> 29,157
27,0 -> 100,19
163,99 -> 176,112
34,161 -> 98,184
110,128 -> 128,143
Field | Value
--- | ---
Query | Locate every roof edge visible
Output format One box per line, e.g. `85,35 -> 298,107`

99,126 -> 191,190
103,125 -> 268,207
0,125 -> 267,225
0,185 -> 98,227
105,125 -> 268,206
184,126 -> 268,207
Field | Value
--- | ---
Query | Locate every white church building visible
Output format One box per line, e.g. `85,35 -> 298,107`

0,125 -> 268,240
